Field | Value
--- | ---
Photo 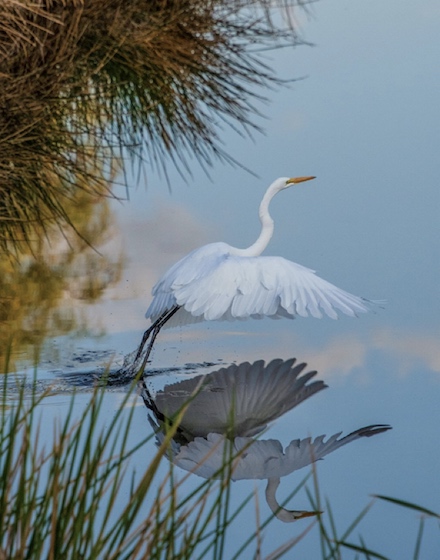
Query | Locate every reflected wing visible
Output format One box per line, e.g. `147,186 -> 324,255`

174,256 -> 371,323
279,424 -> 392,475
173,425 -> 391,480
154,358 -> 326,438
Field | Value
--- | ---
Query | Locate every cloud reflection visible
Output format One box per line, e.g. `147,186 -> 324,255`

372,329 -> 440,374
143,358 -> 391,522
119,198 -> 215,298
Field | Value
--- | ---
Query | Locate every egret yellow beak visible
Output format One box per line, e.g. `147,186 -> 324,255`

286,176 -> 316,185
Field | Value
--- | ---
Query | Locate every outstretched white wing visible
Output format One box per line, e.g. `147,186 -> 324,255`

146,242 -> 230,325
146,242 -> 372,326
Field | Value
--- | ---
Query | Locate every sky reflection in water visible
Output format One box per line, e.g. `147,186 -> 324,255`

2,0 -> 440,557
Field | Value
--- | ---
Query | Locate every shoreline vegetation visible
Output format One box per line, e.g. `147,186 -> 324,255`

1,372 -> 437,559
0,0 -> 304,253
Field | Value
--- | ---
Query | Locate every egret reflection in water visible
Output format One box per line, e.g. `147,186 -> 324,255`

143,358 -> 391,522
133,176 -> 374,371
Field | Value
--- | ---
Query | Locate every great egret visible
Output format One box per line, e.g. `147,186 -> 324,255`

143,358 -> 391,521
136,177 -> 373,368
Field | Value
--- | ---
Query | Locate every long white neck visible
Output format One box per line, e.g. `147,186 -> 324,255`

233,180 -> 280,257
265,478 -> 319,523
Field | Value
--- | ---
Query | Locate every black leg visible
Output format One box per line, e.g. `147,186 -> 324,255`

136,305 -> 181,373
135,307 -> 177,361
134,324 -> 155,361
138,324 -> 161,372
140,379 -> 164,420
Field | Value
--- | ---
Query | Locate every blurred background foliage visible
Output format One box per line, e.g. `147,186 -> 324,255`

0,0 -> 304,250
0,161 -> 123,372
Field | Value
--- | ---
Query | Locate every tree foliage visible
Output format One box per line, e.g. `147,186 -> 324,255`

0,0 -> 305,250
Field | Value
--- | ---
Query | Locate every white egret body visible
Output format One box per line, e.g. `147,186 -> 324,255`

136,177 -> 373,366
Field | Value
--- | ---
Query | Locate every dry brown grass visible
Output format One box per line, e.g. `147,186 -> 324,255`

0,0 -> 305,251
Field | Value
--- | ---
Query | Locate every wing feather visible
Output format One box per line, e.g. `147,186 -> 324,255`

172,424 -> 391,480
146,246 -> 372,326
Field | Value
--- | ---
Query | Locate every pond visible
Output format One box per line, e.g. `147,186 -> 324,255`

2,0 -> 439,557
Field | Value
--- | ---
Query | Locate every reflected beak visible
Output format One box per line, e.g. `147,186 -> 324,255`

286,176 -> 316,185
292,509 -> 323,520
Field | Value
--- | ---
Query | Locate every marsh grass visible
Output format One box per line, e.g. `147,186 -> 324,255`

0,0 -> 307,251
0,369 -> 310,559
304,459 -> 440,560
1,368 -> 438,559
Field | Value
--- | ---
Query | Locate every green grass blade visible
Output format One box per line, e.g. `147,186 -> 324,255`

373,495 -> 440,518
336,541 -> 390,560
413,517 -> 425,560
